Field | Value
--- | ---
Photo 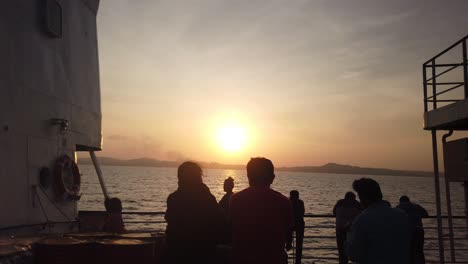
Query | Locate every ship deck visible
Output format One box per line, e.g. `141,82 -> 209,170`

424,98 -> 468,130
1,212 -> 467,264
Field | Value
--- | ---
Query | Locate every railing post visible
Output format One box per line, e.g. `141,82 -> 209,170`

463,39 -> 468,98
423,65 -> 428,112
464,181 -> 468,231
442,130 -> 456,262
431,130 -> 445,264
432,59 -> 437,110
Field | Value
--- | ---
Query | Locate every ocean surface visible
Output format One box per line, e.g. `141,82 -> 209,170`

79,165 -> 467,263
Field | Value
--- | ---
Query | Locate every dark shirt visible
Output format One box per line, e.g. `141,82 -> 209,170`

219,192 -> 233,216
102,213 -> 125,233
333,199 -> 362,231
229,186 -> 293,264
165,183 -> 226,263
397,202 -> 428,229
291,199 -> 305,228
347,200 -> 411,264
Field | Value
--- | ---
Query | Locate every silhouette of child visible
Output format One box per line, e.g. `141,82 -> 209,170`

103,197 -> 126,233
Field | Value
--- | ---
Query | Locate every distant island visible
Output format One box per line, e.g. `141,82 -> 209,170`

79,157 -> 433,178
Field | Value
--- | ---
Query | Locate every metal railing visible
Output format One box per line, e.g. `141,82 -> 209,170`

81,211 -> 468,264
423,34 -> 468,112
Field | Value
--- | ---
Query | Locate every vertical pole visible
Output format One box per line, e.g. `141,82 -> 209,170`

90,151 -> 109,199
423,65 -> 428,112
292,232 -> 295,264
442,131 -> 455,262
463,39 -> 468,98
432,59 -> 437,110
464,182 -> 468,231
431,130 -> 445,263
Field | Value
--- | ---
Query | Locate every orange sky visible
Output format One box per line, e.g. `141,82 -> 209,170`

94,0 -> 468,171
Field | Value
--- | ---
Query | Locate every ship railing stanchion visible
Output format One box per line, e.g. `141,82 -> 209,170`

442,130 -> 456,262
90,151 -> 110,199
464,181 -> 468,232
431,129 -> 445,263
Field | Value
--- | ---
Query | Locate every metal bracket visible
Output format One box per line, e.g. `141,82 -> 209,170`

50,118 -> 69,132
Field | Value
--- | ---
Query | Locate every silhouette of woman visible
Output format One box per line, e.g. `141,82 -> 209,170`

163,161 -> 227,264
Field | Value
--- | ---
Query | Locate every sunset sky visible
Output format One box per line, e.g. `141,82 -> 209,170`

95,0 -> 468,171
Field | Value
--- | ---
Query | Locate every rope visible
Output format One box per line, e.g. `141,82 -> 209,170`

38,186 -> 72,221
33,187 -> 51,232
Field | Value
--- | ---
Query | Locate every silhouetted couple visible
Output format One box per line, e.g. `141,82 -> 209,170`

335,179 -> 429,264
163,158 -> 293,264
345,178 -> 430,264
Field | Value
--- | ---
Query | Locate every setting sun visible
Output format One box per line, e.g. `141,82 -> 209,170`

217,125 -> 247,153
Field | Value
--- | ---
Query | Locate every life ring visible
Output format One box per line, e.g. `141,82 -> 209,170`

54,155 -> 81,200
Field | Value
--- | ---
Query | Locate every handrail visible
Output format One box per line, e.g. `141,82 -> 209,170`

426,83 -> 464,100
425,63 -> 464,82
422,35 -> 468,114
423,35 -> 468,65
81,210 -> 468,219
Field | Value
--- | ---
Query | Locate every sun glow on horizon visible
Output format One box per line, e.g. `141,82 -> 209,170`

217,125 -> 247,153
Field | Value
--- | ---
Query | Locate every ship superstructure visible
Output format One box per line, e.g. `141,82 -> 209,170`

423,34 -> 468,263
0,0 -> 102,235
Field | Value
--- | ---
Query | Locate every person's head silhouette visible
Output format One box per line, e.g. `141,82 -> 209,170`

106,197 -> 123,213
246,157 -> 275,187
352,178 -> 382,208
399,195 -> 410,203
224,177 -> 234,193
345,191 -> 356,200
290,190 -> 299,201
178,161 -> 203,188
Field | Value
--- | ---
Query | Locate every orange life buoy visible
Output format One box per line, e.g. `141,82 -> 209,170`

54,155 -> 81,200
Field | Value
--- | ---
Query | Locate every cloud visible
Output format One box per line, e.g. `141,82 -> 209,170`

106,134 -> 130,141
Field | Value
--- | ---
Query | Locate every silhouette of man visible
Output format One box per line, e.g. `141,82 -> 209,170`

333,192 -> 362,264
164,162 -> 227,264
287,190 -> 305,264
397,195 -> 429,264
229,157 -> 293,264
347,178 -> 411,264
219,177 -> 234,217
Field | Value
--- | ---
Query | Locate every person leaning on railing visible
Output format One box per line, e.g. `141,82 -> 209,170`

333,192 -> 362,264
287,190 -> 305,264
397,195 -> 429,264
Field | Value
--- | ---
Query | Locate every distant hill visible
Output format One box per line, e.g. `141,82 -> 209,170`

79,157 -> 432,177
277,162 -> 432,177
